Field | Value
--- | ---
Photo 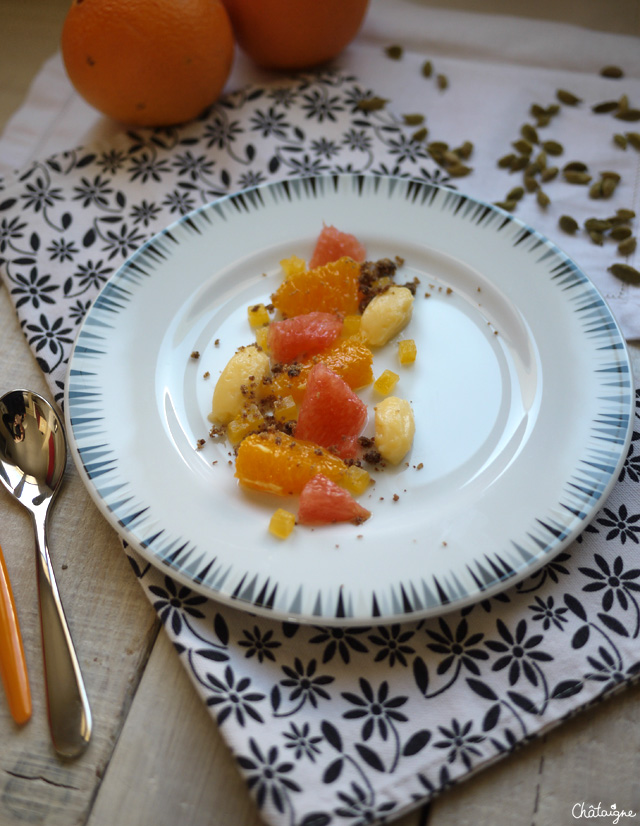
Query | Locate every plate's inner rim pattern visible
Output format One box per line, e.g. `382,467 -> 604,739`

65,174 -> 633,624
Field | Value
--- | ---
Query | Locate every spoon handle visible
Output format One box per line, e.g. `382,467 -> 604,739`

33,513 -> 92,758
0,542 -> 31,725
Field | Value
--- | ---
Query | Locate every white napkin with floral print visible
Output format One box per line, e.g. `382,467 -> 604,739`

1,6 -> 640,824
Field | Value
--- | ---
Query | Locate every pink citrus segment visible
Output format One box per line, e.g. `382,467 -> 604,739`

295,362 -> 367,459
298,474 -> 371,525
309,224 -> 367,269
267,311 -> 343,364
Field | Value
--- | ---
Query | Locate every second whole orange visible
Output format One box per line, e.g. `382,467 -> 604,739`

220,0 -> 370,70
61,0 -> 235,127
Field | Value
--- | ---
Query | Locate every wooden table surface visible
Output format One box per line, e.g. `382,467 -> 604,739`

0,2 -> 639,825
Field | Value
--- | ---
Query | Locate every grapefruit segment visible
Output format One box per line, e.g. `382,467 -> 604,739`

295,363 -> 367,459
298,474 -> 371,525
267,311 -> 343,363
309,225 -> 367,269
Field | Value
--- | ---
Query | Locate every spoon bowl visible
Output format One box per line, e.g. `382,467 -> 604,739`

0,389 -> 91,758
0,390 -> 66,506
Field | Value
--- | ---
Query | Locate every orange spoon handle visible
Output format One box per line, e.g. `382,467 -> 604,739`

0,543 -> 31,724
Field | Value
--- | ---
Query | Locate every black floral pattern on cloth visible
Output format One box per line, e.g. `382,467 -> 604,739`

1,69 -> 639,826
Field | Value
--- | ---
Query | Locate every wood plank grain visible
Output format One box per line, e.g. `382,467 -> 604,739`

0,298 -> 160,825
86,626 -> 265,826
0,0 -> 71,127
0,506 -> 158,826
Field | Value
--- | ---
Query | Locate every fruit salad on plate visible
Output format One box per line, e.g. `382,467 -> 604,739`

207,225 -> 418,538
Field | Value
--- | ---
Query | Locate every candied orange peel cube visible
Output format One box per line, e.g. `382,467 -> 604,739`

255,325 -> 269,352
248,303 -> 270,328
374,369 -> 399,395
269,508 -> 296,539
227,404 -> 265,446
398,339 -> 417,365
341,465 -> 371,496
273,394 -> 298,424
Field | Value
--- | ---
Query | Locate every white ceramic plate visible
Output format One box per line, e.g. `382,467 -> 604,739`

65,174 -> 633,625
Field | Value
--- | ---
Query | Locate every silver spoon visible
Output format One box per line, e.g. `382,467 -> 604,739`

0,389 -> 91,758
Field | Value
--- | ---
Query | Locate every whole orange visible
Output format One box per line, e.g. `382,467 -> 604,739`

61,0 -> 235,127
220,0 -> 369,70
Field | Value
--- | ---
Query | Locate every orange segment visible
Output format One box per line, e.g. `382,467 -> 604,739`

270,336 -> 373,404
271,256 -> 361,318
235,431 -> 369,496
